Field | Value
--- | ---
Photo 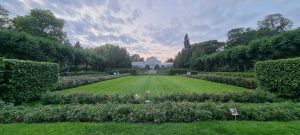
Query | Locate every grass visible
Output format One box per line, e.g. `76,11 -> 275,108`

62,75 -> 247,95
1,121 -> 300,135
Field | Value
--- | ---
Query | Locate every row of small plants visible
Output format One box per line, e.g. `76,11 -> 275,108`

204,72 -> 256,78
1,102 -> 299,123
41,91 -> 276,105
56,73 -> 130,90
183,74 -> 256,89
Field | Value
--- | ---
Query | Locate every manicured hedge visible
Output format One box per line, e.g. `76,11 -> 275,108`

108,69 -> 137,75
169,69 -> 187,75
0,59 -> 59,104
184,74 -> 257,89
213,72 -> 255,78
56,73 -> 130,90
1,102 -> 299,123
41,91 -> 276,105
255,58 -> 300,97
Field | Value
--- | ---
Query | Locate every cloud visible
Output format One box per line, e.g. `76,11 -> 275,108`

1,0 -> 300,61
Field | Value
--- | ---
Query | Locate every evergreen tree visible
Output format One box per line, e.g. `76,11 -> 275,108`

184,33 -> 191,49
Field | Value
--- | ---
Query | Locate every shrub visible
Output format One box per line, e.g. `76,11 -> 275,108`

1,102 -> 299,123
255,58 -> 300,98
169,69 -> 187,75
41,91 -> 276,105
184,74 -> 257,89
0,59 -> 59,104
213,72 -> 255,78
55,73 -> 130,90
108,69 -> 137,75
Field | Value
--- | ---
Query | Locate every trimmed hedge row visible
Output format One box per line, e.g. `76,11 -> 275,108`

1,102 -> 299,123
255,58 -> 300,98
213,72 -> 255,78
183,74 -> 257,89
0,59 -> 59,104
169,69 -> 187,75
108,69 -> 137,75
56,73 -> 130,90
41,91 -> 276,105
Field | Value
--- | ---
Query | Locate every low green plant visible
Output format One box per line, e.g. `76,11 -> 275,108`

1,102 -> 299,123
56,73 -> 130,90
169,69 -> 187,75
184,74 -> 256,89
41,90 -> 276,105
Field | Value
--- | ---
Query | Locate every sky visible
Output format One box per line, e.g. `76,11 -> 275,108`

1,0 -> 300,62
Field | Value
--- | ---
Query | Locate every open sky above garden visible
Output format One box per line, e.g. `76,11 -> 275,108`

1,0 -> 300,61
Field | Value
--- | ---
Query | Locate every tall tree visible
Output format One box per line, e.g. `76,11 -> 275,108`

12,9 -> 66,41
0,4 -> 9,29
166,58 -> 174,62
258,13 -> 293,32
184,33 -> 191,49
74,41 -> 82,48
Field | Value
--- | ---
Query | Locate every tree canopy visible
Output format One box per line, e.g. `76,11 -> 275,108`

12,9 -> 66,41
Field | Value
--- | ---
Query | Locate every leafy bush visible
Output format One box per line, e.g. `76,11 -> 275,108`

56,73 -> 130,90
0,59 -> 59,104
169,69 -> 187,75
1,102 -> 299,123
108,69 -> 137,75
41,91 -> 276,105
255,58 -> 300,98
213,72 -> 255,78
68,70 -> 107,76
184,74 -> 257,89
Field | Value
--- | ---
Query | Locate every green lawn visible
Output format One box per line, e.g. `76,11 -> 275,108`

62,75 -> 247,95
1,121 -> 299,135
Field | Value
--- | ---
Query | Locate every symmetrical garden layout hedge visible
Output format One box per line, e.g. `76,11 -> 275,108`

255,57 -> 300,97
1,102 -> 299,123
42,91 -> 276,105
0,59 -> 59,104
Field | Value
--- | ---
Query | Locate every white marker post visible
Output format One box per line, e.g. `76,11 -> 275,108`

230,108 -> 239,120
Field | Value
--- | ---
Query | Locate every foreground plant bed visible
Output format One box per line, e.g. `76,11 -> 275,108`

1,121 -> 300,135
1,102 -> 299,123
41,91 -> 276,105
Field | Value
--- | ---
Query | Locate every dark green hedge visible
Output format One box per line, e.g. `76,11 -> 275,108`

169,69 -> 187,75
41,91 -> 276,105
1,102 -> 299,123
109,69 -> 137,75
184,74 -> 257,89
0,59 -> 59,104
255,58 -> 300,98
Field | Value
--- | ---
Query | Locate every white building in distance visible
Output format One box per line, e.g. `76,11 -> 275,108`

132,56 -> 173,69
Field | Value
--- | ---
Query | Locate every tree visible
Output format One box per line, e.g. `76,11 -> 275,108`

154,64 -> 160,70
74,41 -> 82,49
12,9 -> 66,41
166,58 -> 174,62
258,13 -> 293,32
145,65 -> 150,70
184,33 -> 191,49
131,54 -> 144,62
0,4 -> 9,29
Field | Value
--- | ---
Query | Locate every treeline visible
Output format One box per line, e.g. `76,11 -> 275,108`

0,6 -> 131,72
174,13 -> 300,71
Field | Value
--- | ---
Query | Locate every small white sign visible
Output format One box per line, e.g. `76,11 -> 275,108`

230,108 -> 239,116
187,72 -> 191,75
145,100 -> 150,104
